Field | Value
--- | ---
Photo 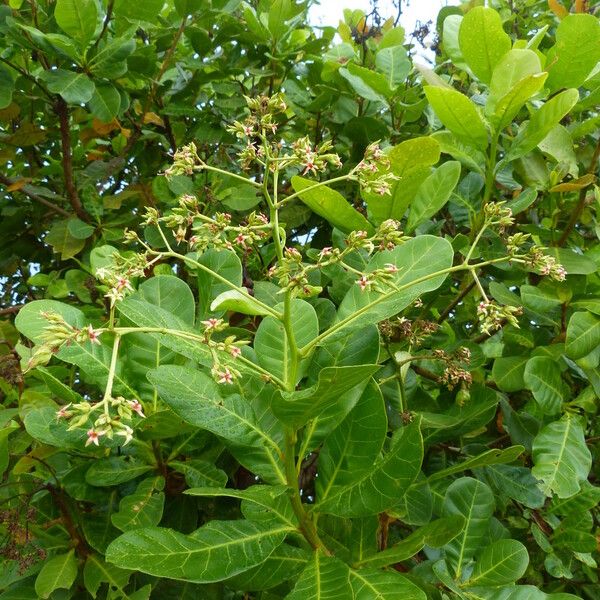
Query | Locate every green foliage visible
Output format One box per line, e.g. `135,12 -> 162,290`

1,1 -> 599,599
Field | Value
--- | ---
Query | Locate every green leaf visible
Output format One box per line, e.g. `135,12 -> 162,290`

54,0 -> 97,45
332,236 -> 454,343
340,68 -> 387,103
487,49 -> 542,107
566,311 -> 600,361
524,356 -> 567,415
273,364 -> 379,428
489,73 -> 547,131
346,63 -> 393,99
195,249 -> 242,318
316,380 -> 387,501
406,161 -> 461,231
174,0 -> 204,17
426,446 -> 525,483
357,517 -> 465,568
442,477 -> 496,578
45,219 -> 86,259
227,544 -> 308,591
88,83 -> 121,123
458,6 -> 511,83
0,64 -> 15,109
431,131 -> 486,175
40,69 -> 95,104
484,465 -> 545,511
532,416 -> 592,498
268,0 -> 292,39
545,14 -> 600,92
364,137 -> 441,222
425,87 -> 488,150
291,176 -> 375,235
317,418 -> 423,517
34,550 -> 78,599
466,539 -> 529,587
349,568 -> 426,600
111,477 -> 165,531
507,89 -> 579,161
148,365 -> 286,484
85,456 -> 153,487
170,460 -> 227,488
83,554 -> 131,599
375,46 -> 411,88
210,289 -> 271,316
492,356 -> 528,392
254,298 -> 318,383
285,552 -> 353,600
67,217 -> 95,239
106,520 -> 291,583
138,275 -> 196,325
185,486 -> 296,528
113,0 -> 164,24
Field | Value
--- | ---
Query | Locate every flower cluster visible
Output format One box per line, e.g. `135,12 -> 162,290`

523,246 -> 567,281
200,317 -> 246,385
505,233 -> 567,281
354,142 -> 397,196
57,395 -> 145,447
484,201 -> 515,230
95,253 -> 147,307
164,142 -> 200,178
26,313 -> 104,371
290,137 -> 342,176
379,317 -> 439,346
477,300 -> 522,335
227,94 -> 288,169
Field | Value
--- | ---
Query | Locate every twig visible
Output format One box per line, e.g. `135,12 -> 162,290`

0,174 -> 71,218
0,305 -> 24,316
556,136 -> 600,246
437,280 -> 476,324
91,0 -> 114,50
55,99 -> 90,221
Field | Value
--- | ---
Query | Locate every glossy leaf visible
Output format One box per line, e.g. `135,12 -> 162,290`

40,69 -> 95,104
285,552 -> 353,600
565,311 -> 600,361
254,298 -> 318,383
332,236 -> 454,343
106,520 -> 291,582
442,477 -> 496,578
406,160 -> 461,231
34,550 -> 78,598
349,568 -> 427,600
317,418 -> 423,517
316,380 -> 387,501
532,417 -> 592,498
523,357 -> 566,415
545,14 -> 600,92
425,87 -> 488,150
148,365 -> 286,484
291,176 -> 375,235
458,6 -> 511,83
54,0 -> 97,44
466,539 -> 529,587
273,364 -> 379,427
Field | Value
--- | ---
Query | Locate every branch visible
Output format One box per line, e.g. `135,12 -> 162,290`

0,305 -> 24,316
91,0 -> 114,50
0,174 -> 71,218
55,98 -> 90,222
556,136 -> 600,246
437,279 -> 476,324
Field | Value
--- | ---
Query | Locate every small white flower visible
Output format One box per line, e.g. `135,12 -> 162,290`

85,429 -> 103,447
